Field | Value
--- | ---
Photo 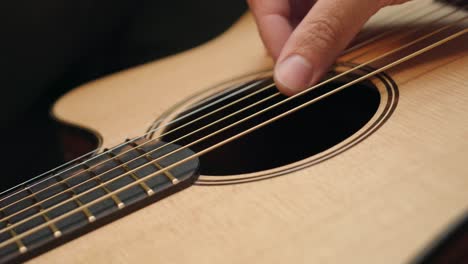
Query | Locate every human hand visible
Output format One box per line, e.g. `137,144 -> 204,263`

248,0 -> 409,95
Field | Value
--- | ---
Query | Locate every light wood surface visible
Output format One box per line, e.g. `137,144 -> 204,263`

43,0 -> 468,263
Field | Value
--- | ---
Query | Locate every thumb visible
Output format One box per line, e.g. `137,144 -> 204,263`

274,0 -> 383,95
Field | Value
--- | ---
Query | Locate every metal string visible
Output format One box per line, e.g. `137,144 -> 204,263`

0,79 -> 267,201
0,15 -> 465,228
0,79 -> 271,204
1,28 -> 465,251
344,1 -> 465,59
0,23 -> 465,249
2,2 -> 464,215
0,1 -> 451,206
349,0 -> 428,46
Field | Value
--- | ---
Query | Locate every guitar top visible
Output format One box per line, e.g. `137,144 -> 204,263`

0,0 -> 467,262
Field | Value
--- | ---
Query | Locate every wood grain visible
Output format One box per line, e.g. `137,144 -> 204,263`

39,0 -> 468,263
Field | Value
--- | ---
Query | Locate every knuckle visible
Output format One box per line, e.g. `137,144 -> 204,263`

297,16 -> 342,53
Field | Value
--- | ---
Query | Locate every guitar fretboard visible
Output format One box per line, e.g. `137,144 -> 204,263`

0,139 -> 199,263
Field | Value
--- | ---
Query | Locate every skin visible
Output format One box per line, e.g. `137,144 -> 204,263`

247,0 -> 409,96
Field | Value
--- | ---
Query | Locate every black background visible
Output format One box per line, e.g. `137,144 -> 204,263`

0,0 -> 247,191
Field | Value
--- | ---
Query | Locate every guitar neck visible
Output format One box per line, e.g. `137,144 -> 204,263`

0,138 -> 199,262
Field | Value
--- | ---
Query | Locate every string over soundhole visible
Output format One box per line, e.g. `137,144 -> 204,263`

155,68 -> 398,184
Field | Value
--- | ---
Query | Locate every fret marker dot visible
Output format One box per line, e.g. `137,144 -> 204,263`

54,231 -> 62,238
88,216 -> 96,222
19,246 -> 27,254
118,202 -> 125,209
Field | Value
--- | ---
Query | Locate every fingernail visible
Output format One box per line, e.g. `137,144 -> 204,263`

275,54 -> 313,93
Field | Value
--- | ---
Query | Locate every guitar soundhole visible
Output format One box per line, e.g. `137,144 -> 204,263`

159,70 -> 397,179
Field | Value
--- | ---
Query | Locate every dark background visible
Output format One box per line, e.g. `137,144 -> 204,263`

0,0 -> 247,191
1,2 -> 468,260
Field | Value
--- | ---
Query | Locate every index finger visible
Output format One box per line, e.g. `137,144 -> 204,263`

247,0 -> 293,60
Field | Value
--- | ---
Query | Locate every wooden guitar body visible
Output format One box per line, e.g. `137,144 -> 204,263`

22,0 -> 468,262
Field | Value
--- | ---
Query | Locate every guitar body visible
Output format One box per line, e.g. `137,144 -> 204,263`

28,0 -> 467,263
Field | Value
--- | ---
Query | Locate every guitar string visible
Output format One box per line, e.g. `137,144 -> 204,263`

0,15 -> 464,227
0,22 -> 465,246
0,4 -> 462,217
340,0 -> 445,55
0,79 -> 273,209
344,0 -> 465,59
0,78 -> 267,201
0,1 -> 459,209
1,28 -> 465,251
0,81 -> 278,219
347,0 -> 429,47
0,0 -> 448,204
349,0 -> 462,49
346,0 -> 462,51
0,0 -> 438,204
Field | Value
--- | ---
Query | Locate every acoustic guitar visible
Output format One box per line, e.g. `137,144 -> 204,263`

0,0 -> 467,262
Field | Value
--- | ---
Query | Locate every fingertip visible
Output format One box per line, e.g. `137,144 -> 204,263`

274,54 -> 314,96
273,77 -> 296,97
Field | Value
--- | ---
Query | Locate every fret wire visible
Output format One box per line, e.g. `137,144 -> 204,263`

0,73 -> 267,205
6,223 -> 27,254
129,91 -> 280,182
0,210 -> 27,254
83,164 -> 125,209
130,144 -> 179,184
0,161 -> 129,225
42,17 -> 467,209
0,18 -> 464,240
1,0 -> 457,209
151,162 -> 178,184
0,89 -> 278,227
40,214 -> 61,238
3,1 -> 456,219
57,176 -> 96,223
0,80 -> 272,218
0,157 -> 150,234
0,9 -> 460,260
73,198 -> 96,223
0,27 -> 464,253
25,189 -> 62,238
0,165 -> 99,218
114,91 -> 281,186
107,151 -> 155,196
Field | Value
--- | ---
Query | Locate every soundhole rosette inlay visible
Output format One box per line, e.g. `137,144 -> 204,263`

151,65 -> 398,185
